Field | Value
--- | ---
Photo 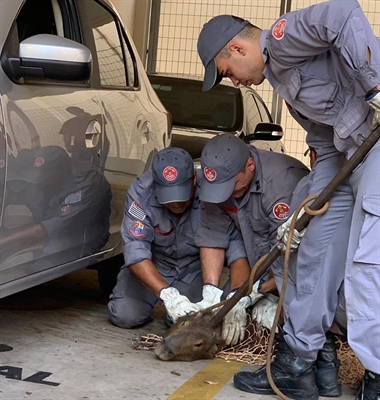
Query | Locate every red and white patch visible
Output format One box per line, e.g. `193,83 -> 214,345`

204,166 -> 217,182
0,159 -> 5,168
163,166 -> 177,181
273,202 -> 290,220
34,157 -> 45,167
272,19 -> 287,40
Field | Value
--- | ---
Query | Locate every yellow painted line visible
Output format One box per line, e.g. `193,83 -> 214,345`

167,358 -> 244,400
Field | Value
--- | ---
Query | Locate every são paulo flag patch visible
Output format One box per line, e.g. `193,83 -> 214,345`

129,220 -> 145,238
273,202 -> 290,220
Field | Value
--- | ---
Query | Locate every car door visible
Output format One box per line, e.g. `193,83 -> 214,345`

0,0 -> 109,296
76,0 -> 169,244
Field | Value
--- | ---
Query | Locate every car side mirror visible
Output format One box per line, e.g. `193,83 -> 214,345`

2,34 -> 92,83
245,123 -> 283,142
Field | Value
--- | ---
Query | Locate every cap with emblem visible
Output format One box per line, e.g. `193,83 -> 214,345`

199,134 -> 249,203
7,146 -> 70,184
152,147 -> 194,204
197,15 -> 249,92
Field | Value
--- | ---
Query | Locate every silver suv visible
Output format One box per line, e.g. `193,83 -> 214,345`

0,0 -> 171,298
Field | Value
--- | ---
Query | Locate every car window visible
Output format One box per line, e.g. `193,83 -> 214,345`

15,0 -> 72,43
149,76 -> 243,132
82,0 -> 136,88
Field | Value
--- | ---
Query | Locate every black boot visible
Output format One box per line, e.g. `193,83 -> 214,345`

315,332 -> 342,397
356,370 -> 380,400
233,332 -> 319,400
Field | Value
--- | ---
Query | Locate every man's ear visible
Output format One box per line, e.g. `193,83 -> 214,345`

247,157 -> 255,172
229,41 -> 246,56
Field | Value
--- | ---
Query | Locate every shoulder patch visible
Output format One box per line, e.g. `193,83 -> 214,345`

272,18 -> 287,40
128,201 -> 146,220
273,202 -> 290,220
129,221 -> 145,238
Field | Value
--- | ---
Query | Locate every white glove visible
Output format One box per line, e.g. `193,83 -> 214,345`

366,90 -> 380,130
247,280 -> 264,306
222,292 -> 251,346
159,287 -> 200,323
276,208 -> 306,253
251,296 -> 278,331
195,284 -> 223,310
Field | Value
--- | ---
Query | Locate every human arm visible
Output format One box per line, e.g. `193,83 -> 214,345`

195,201 -> 247,285
268,0 -> 380,92
128,259 -> 169,297
0,224 -> 48,255
129,258 -> 200,322
199,246 -> 225,286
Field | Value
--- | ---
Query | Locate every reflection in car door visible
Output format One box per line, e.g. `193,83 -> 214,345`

243,89 -> 268,136
0,0 -> 109,291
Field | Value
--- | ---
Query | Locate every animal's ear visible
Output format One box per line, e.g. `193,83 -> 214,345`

216,337 -> 226,348
206,344 -> 220,358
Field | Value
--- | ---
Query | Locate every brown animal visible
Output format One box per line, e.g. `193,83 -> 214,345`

155,309 -> 225,361
155,265 -> 268,362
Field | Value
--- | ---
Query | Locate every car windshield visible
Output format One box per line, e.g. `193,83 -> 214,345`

149,75 -> 243,132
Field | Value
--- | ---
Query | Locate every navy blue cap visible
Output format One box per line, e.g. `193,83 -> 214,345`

152,147 -> 194,204
197,15 -> 249,92
7,146 -> 69,183
199,134 -> 249,203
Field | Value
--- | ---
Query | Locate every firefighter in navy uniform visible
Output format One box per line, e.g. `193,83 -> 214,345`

194,134 -> 309,345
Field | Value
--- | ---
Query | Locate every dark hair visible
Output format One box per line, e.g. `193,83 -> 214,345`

217,16 -> 261,59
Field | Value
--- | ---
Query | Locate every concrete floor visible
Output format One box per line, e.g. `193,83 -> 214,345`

0,268 -> 358,400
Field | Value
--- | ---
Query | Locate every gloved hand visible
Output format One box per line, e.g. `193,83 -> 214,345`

195,284 -> 223,310
159,287 -> 200,323
366,90 -> 380,130
222,291 -> 251,346
247,280 -> 264,306
251,296 -> 278,331
276,208 -> 306,253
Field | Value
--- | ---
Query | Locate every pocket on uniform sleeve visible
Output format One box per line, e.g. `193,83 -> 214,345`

353,196 -> 380,265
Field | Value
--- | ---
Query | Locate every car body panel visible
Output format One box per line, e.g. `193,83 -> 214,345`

0,0 -> 170,298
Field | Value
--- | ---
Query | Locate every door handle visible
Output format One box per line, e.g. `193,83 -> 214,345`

85,120 -> 101,148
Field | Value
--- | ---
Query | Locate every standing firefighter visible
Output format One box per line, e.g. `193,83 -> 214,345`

197,0 -> 380,399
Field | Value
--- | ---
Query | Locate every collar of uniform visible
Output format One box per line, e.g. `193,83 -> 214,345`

260,29 -> 269,65
248,146 -> 263,194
